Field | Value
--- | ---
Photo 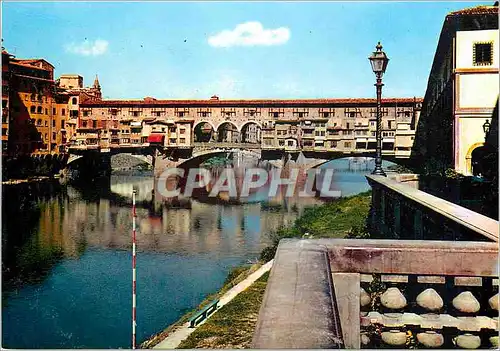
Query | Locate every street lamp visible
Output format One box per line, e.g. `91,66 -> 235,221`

369,42 -> 390,176
483,119 -> 491,141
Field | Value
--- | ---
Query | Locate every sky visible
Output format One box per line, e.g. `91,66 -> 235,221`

2,1 -> 487,100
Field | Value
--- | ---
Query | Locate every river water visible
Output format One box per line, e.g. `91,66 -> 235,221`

2,158 -> 387,349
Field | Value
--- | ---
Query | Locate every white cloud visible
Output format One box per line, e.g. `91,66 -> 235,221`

66,39 -> 109,56
208,22 -> 290,48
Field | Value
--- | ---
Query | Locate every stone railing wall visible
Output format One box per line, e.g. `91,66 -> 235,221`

366,175 -> 498,242
252,239 -> 498,349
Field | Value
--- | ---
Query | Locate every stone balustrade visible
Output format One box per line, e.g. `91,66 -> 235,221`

252,239 -> 498,349
366,175 -> 498,242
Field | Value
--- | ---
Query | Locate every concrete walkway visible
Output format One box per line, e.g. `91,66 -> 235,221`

153,260 -> 274,349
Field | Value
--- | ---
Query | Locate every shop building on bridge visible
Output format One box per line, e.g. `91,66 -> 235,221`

74,96 -> 422,156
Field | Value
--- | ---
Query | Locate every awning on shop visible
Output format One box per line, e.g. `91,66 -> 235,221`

147,133 -> 164,143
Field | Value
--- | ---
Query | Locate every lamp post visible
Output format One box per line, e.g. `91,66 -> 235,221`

369,42 -> 390,176
482,119 -> 491,141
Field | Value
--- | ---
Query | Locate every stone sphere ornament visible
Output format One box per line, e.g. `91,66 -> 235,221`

416,288 -> 443,311
380,287 -> 407,309
360,333 -> 370,346
360,287 -> 371,307
489,336 -> 499,348
417,331 -> 444,348
488,292 -> 498,311
454,334 -> 481,349
381,330 -> 407,346
452,291 -> 480,313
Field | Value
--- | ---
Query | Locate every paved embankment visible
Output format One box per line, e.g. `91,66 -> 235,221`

153,260 -> 274,349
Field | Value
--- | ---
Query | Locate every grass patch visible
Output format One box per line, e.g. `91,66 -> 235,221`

177,272 -> 270,349
260,191 -> 372,261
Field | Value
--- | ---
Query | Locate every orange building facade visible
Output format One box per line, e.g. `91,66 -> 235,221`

1,49 -> 101,157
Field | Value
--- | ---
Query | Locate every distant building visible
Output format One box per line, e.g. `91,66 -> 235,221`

1,48 -> 101,156
414,3 -> 499,175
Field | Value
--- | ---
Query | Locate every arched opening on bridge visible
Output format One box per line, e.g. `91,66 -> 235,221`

216,122 -> 240,143
194,122 -> 215,142
240,122 -> 261,144
110,153 -> 153,172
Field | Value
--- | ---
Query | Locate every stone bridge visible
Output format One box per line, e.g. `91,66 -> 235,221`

67,141 -> 416,180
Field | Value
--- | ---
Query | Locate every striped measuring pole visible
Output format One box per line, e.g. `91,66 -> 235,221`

132,189 -> 137,349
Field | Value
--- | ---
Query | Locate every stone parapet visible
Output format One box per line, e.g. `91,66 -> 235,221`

252,239 -> 498,349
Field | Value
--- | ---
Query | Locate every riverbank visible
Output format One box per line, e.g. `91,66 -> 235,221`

143,191 -> 372,349
2,175 -> 61,186
140,263 -> 266,349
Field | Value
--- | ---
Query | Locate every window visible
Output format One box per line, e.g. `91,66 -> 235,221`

179,138 -> 186,143
279,140 -> 285,146
287,140 -> 294,146
44,133 -> 48,141
133,111 -> 140,117
180,129 -> 185,134
72,97 -> 77,105
298,112 -> 304,118
93,120 -> 97,128
45,120 -> 48,127
30,106 -> 36,113
53,108 -> 56,115
332,141 -> 337,148
61,121 -> 65,129
83,111 -> 89,117
273,112 -> 279,118
201,112 -> 208,117
178,112 -> 185,117
323,112 -> 330,118
62,109 -> 66,116
169,138 -> 176,144
155,111 -> 161,117
52,132 -> 56,140
52,120 -> 56,127
344,142 -> 351,148
473,42 -> 493,66
37,119 -> 42,126
37,106 -> 43,114
83,121 -> 87,127
170,127 -> 177,133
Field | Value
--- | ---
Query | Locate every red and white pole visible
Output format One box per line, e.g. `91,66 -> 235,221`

132,189 -> 137,349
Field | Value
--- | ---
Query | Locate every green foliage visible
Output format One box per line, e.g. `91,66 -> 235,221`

177,275 -> 269,349
201,156 -> 232,168
260,191 -> 372,262
444,168 -> 465,179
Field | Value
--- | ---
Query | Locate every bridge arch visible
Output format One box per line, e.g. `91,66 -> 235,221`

240,121 -> 262,144
176,148 -> 261,169
216,121 -> 240,143
194,121 -> 216,142
239,120 -> 263,132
